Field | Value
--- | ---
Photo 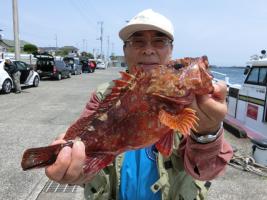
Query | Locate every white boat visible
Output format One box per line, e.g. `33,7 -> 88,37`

218,51 -> 267,140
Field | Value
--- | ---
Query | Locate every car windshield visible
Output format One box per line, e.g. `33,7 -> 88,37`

55,60 -> 65,67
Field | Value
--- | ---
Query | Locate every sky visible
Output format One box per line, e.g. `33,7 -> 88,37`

1,0 -> 267,66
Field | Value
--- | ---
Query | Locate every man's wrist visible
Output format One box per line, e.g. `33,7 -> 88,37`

190,122 -> 223,144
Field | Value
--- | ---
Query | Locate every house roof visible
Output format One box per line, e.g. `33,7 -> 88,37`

60,46 -> 79,50
39,47 -> 59,51
1,39 -> 32,47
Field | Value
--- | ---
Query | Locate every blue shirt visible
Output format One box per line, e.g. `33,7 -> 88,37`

119,145 -> 161,200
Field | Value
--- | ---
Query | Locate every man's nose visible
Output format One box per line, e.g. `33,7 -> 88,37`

142,42 -> 156,55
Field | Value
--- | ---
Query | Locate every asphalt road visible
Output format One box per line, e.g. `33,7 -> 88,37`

0,67 -> 122,200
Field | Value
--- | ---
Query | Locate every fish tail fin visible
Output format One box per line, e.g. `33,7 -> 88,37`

21,141 -> 73,171
159,108 -> 198,135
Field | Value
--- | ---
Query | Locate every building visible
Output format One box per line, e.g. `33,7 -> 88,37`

38,47 -> 59,55
60,46 -> 79,55
0,38 -> 33,52
0,34 -> 7,55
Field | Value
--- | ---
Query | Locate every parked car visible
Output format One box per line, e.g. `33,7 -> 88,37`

81,59 -> 96,73
0,59 -> 40,94
96,59 -> 107,69
63,57 -> 82,75
34,53 -> 72,80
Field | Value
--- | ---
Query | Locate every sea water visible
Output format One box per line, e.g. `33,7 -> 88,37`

211,67 -> 246,85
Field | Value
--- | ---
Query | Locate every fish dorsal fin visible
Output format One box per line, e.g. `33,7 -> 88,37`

97,72 -> 136,113
158,108 -> 199,136
155,130 -> 173,157
119,71 -> 135,82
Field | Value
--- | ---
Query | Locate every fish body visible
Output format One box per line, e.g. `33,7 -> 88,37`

21,56 -> 214,176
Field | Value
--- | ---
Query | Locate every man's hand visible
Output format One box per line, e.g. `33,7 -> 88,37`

45,134 -> 88,185
190,81 -> 227,135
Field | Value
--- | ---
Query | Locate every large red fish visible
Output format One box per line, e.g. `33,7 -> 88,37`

21,56 -> 214,178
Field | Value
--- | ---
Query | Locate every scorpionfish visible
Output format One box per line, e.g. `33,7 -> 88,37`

21,56 -> 214,178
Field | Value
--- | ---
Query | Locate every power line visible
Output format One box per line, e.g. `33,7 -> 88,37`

55,34 -> 58,48
82,0 -> 103,21
68,0 -> 98,29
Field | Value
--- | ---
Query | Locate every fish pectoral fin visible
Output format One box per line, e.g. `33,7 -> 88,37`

83,153 -> 116,174
155,130 -> 173,157
158,108 -> 199,136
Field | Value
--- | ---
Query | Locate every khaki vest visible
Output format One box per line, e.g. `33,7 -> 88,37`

84,82 -> 210,200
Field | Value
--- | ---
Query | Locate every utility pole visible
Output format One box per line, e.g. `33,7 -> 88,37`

92,48 -> 96,59
106,35 -> 110,59
97,21 -> 103,59
12,0 -> 20,60
111,43 -> 114,55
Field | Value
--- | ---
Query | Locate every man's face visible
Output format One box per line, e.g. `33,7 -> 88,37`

123,30 -> 173,73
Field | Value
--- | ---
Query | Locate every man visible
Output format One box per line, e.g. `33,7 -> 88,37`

45,9 -> 233,200
4,58 -> 21,93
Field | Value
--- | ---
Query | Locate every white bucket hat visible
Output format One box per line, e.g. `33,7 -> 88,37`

119,9 -> 174,41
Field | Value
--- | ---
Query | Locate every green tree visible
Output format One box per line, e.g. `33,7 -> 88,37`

23,44 -> 38,53
55,49 -> 69,56
81,51 -> 94,59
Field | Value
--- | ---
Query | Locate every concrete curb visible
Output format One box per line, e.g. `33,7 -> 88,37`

24,176 -> 48,200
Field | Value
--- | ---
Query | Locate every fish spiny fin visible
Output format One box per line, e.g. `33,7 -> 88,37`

113,79 -> 130,88
111,87 -> 122,93
97,75 -> 136,113
98,92 -> 121,112
155,130 -> 174,157
158,108 -> 199,135
119,71 -> 135,82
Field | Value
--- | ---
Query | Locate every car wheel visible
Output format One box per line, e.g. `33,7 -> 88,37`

2,79 -> 12,94
57,73 -> 62,80
33,76 -> 39,87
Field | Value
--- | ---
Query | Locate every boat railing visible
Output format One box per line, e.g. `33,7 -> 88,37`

211,70 -> 230,85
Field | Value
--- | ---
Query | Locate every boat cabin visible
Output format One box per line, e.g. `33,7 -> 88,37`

227,56 -> 267,139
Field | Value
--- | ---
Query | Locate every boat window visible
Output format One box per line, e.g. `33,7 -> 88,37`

259,67 -> 267,85
245,67 -> 259,84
